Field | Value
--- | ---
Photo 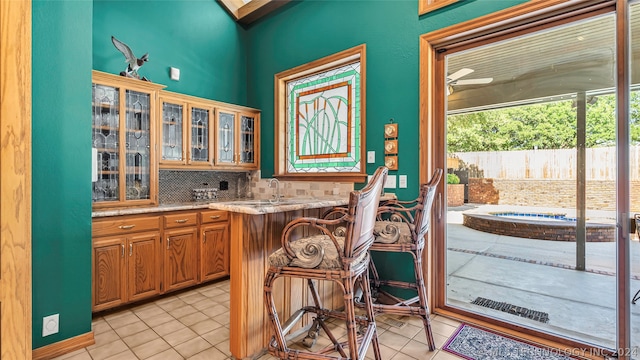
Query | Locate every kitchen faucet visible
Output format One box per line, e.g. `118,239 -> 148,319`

269,178 -> 281,203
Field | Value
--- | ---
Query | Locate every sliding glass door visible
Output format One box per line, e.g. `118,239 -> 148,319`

441,8 -> 623,351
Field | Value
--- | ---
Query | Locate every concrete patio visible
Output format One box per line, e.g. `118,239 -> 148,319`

445,204 -> 640,351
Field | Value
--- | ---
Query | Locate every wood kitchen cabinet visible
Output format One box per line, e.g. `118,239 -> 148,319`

92,209 -> 230,312
92,215 -> 162,312
163,212 -> 200,292
215,107 -> 260,170
200,210 -> 230,282
158,92 -> 215,170
92,71 -> 165,209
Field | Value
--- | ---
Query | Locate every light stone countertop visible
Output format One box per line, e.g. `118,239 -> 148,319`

208,194 -> 397,215
92,194 -> 397,218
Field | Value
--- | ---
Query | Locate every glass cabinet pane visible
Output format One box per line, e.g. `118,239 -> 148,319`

191,107 -> 210,162
240,115 -> 255,164
92,84 -> 120,202
218,111 -> 235,164
125,90 -> 151,200
162,102 -> 184,161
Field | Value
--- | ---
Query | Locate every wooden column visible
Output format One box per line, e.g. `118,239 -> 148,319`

1,0 -> 33,358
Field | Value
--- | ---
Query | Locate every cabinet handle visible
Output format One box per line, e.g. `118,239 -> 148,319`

167,238 -> 170,249
202,231 -> 206,243
174,219 -> 188,224
129,243 -> 132,256
119,224 -> 135,230
209,215 -> 221,220
121,244 -> 125,257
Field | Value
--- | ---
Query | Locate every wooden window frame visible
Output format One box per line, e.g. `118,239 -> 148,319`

419,0 -> 461,16
274,44 -> 367,183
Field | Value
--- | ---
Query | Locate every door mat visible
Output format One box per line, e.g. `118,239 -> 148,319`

442,324 -> 578,360
471,297 -> 549,323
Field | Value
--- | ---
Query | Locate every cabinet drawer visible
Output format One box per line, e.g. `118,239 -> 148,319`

93,216 -> 160,237
164,213 -> 198,229
200,210 -> 228,224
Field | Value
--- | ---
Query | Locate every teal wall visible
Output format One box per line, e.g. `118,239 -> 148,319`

93,0 -> 248,104
30,0 -> 530,349
246,0 -> 527,197
32,0 -> 94,349
245,0 -> 527,293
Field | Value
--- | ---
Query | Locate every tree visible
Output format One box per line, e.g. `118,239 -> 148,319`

447,92 -> 640,152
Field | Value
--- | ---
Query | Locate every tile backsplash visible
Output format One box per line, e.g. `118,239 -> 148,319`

159,170 -> 355,204
159,170 -> 250,203
249,171 -> 354,200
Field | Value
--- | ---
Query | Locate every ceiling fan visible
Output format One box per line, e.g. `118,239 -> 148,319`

446,68 -> 493,95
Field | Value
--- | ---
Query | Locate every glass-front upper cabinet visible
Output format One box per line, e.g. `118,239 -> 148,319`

92,71 -> 164,208
215,107 -> 260,170
158,91 -> 214,170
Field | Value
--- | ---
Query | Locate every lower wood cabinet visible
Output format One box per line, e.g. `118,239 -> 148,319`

92,209 -> 229,312
127,232 -> 163,303
200,210 -> 230,282
92,216 -> 162,312
164,226 -> 199,292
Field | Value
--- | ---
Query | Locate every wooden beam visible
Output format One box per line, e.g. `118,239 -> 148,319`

218,0 -> 291,25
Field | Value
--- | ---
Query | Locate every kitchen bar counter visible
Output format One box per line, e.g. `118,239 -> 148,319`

209,195 -> 395,359
92,194 -> 395,217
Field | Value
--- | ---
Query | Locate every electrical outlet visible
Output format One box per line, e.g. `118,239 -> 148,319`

42,314 -> 59,337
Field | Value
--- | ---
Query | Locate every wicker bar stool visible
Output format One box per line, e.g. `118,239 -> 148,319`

264,166 -> 388,360
367,168 -> 442,351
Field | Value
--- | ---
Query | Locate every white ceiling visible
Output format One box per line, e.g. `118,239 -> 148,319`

446,8 -> 638,112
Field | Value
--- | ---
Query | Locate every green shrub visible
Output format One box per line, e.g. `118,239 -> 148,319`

447,173 -> 460,184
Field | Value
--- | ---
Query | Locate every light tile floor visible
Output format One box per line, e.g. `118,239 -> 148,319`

52,279 -> 464,360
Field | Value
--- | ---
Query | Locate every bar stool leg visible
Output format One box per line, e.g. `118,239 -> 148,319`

360,269 -> 382,360
414,247 -> 436,351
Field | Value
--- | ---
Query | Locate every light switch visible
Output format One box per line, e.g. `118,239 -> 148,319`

91,148 -> 98,182
399,175 -> 407,188
367,151 -> 375,163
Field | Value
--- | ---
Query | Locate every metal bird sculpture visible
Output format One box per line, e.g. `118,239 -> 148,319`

111,36 -> 150,81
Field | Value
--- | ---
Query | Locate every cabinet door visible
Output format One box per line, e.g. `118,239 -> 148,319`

189,105 -> 213,166
164,227 -> 199,292
93,236 -> 126,311
237,112 -> 259,169
127,231 -> 162,302
159,97 -> 186,165
92,83 -> 121,204
216,109 -> 236,165
92,71 -> 162,209
201,223 -> 230,282
124,89 -> 155,203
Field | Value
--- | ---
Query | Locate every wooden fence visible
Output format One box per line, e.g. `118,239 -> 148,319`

452,146 -> 640,181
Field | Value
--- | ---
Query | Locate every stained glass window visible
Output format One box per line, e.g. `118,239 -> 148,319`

275,44 -> 366,181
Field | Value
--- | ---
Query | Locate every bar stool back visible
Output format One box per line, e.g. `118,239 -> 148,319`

264,166 -> 388,360
368,168 -> 443,351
